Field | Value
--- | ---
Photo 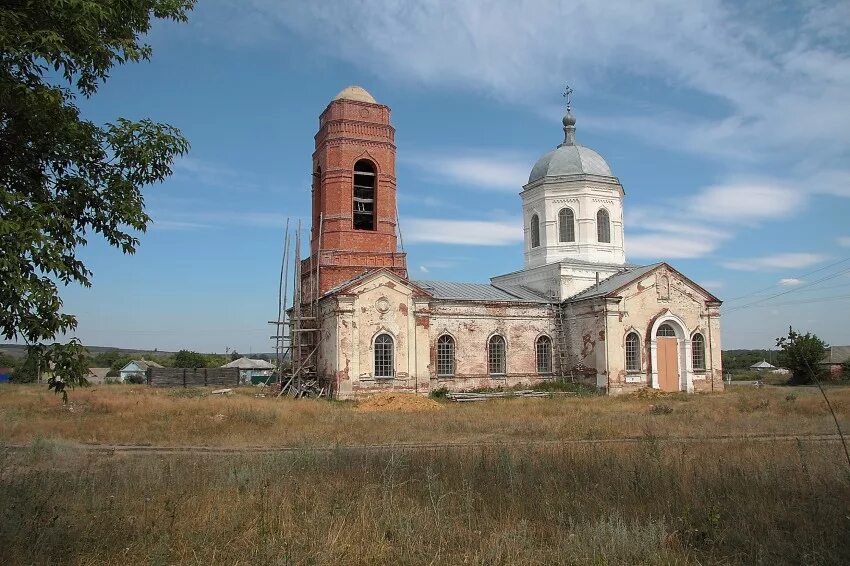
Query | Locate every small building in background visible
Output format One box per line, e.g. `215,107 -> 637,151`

86,367 -> 111,384
221,357 -> 275,385
118,359 -> 164,383
749,360 -> 776,371
821,346 -> 850,378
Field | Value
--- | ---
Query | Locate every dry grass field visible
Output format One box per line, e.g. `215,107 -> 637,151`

1,384 -> 849,447
1,384 -> 850,564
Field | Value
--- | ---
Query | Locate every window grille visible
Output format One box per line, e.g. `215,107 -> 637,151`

559,208 -> 575,242
625,332 -> 640,372
692,333 -> 706,370
536,336 -> 552,374
656,324 -> 676,337
488,335 -> 506,375
436,335 -> 455,376
530,214 -> 541,248
597,209 -> 611,243
374,333 -> 394,378
353,160 -> 376,230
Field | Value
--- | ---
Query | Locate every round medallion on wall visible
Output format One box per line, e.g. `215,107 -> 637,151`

359,107 -> 370,118
376,297 -> 390,314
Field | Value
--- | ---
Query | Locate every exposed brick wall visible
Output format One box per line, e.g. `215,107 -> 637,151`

307,96 -> 407,297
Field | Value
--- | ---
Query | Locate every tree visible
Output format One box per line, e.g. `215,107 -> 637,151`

776,327 -> 828,385
230,351 -> 241,362
173,350 -> 207,369
0,351 -> 17,369
0,1 -> 194,390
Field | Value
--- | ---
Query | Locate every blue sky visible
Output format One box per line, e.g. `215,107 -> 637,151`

43,0 -> 850,353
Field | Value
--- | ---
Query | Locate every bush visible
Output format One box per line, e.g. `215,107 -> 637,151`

429,387 -> 449,399
125,374 -> 145,385
649,403 -> 674,415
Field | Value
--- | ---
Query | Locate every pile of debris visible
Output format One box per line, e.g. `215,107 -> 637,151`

274,377 -> 326,399
445,390 -> 550,402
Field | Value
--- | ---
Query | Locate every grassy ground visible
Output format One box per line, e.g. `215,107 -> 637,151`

1,439 -> 848,564
2,384 -> 850,564
1,384 -> 848,447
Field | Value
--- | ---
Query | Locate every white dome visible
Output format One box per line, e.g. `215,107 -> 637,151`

333,85 -> 377,104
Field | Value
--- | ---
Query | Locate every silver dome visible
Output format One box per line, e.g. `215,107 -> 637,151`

528,144 -> 613,183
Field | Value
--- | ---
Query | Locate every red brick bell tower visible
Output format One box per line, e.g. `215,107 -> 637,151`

302,86 -> 407,299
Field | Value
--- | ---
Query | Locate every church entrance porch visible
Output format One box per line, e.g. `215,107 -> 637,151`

649,315 -> 693,393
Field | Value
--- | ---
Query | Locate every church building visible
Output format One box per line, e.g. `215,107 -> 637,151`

295,85 -> 723,398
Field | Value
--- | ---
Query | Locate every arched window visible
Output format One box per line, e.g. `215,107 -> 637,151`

374,333 -> 394,378
558,208 -> 575,242
656,324 -> 676,337
625,332 -> 640,372
353,160 -> 376,230
488,335 -> 506,375
692,333 -> 706,371
530,214 -> 541,248
536,336 -> 552,374
436,335 -> 455,377
597,209 -> 611,243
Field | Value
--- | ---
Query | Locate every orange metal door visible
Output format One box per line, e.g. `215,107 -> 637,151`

657,337 -> 679,392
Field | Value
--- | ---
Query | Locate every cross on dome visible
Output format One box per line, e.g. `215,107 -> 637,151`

562,84 -> 573,112
560,84 -> 577,146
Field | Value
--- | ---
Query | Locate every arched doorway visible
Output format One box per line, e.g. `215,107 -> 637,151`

656,324 -> 679,392
649,315 -> 692,393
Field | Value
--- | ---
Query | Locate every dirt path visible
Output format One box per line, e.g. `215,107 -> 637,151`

0,432 -> 844,456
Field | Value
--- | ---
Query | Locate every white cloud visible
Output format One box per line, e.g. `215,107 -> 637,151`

403,152 -> 530,191
722,253 -> 829,272
778,278 -> 804,287
625,179 -> 803,261
627,234 -> 720,260
699,280 -> 724,291
838,236 -> 850,248
153,210 -> 293,230
216,0 -> 850,165
405,218 -> 522,246
688,182 -> 804,222
172,156 -> 292,194
804,170 -> 850,198
418,265 -> 429,273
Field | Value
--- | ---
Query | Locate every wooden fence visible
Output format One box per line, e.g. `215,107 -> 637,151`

147,367 -> 242,388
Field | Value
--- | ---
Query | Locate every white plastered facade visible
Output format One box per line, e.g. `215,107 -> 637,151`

309,104 -> 723,398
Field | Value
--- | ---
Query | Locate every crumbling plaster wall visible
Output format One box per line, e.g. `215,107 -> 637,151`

428,301 -> 556,391
322,274 -> 430,399
558,300 -> 606,388
598,266 -> 723,394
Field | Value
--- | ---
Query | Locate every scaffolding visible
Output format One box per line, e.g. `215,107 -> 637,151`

270,217 -> 327,398
554,301 -> 574,381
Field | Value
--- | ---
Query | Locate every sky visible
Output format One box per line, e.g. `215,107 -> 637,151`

31,0 -> 850,353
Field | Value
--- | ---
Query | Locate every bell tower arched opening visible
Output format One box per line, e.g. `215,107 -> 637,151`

304,86 -> 407,298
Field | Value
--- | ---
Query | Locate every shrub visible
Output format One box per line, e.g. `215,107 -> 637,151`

649,403 -> 674,415
429,387 -> 449,399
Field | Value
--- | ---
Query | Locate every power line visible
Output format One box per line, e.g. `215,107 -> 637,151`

725,257 -> 850,302
732,293 -> 850,309
725,266 -> 850,313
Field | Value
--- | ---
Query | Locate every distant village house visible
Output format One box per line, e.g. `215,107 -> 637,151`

822,346 -> 850,378
221,357 -> 275,385
86,367 -> 110,384
118,359 -> 164,383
